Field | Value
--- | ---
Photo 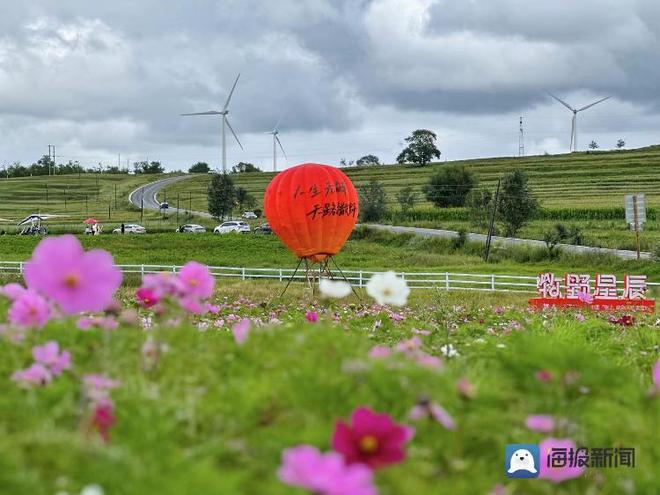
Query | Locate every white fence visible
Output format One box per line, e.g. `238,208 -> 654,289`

1,261 -> 658,294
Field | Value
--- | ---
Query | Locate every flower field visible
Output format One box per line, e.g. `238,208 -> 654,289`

1,236 -> 659,495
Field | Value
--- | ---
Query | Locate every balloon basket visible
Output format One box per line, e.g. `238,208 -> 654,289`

278,257 -> 361,301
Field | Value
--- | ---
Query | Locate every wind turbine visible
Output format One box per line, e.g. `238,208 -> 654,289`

547,92 -> 610,152
267,119 -> 287,172
181,73 -> 243,172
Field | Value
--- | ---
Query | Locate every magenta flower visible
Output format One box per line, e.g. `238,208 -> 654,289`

135,287 -> 160,308
92,399 -> 116,443
32,341 -> 71,375
409,399 -> 456,430
305,311 -> 319,323
232,318 -> 251,345
278,445 -> 376,495
8,290 -> 51,328
535,369 -> 553,382
525,414 -> 555,433
539,438 -> 586,483
23,235 -> 122,314
177,261 -> 215,299
332,406 -> 414,469
11,363 -> 52,387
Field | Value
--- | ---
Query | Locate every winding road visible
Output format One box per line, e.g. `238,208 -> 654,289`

129,176 -> 652,260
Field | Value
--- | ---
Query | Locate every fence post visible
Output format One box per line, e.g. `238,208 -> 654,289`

172,265 -> 176,273
241,267 -> 246,281
491,274 -> 496,291
358,270 -> 363,287
279,268 -> 283,282
445,272 -> 449,291
141,265 -> 145,276
19,262 -> 24,274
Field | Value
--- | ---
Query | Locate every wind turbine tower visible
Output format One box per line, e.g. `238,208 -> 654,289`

181,73 -> 243,172
547,92 -> 610,152
268,120 -> 287,172
518,116 -> 525,157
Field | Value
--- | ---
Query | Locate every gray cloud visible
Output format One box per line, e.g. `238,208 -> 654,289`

0,0 -> 658,169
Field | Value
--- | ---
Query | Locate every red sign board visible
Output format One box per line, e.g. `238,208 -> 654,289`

528,273 -> 655,313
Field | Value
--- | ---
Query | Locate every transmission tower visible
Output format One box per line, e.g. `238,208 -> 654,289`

518,116 -> 525,157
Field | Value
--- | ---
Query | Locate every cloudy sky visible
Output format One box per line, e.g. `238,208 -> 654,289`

1,0 -> 659,172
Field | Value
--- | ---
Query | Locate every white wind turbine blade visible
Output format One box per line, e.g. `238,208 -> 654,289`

225,117 -> 243,150
222,73 -> 241,112
577,96 -> 611,112
570,114 -> 576,151
546,91 -> 575,111
181,110 -> 223,116
275,135 -> 287,159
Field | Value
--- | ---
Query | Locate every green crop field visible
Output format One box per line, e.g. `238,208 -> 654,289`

159,146 -> 660,251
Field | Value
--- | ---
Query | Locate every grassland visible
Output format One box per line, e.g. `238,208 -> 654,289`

1,231 -> 659,287
159,146 -> 660,250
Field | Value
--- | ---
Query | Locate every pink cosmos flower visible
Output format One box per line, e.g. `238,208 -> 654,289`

278,445 -> 376,495
180,297 -> 205,314
525,414 -> 555,433
135,287 -> 160,308
576,290 -> 593,304
84,374 -> 120,402
332,406 -> 415,469
76,316 -> 118,331
368,345 -> 391,359
305,311 -> 319,323
395,336 -> 422,354
232,318 -> 251,345
32,341 -> 71,375
177,261 -> 215,299
11,363 -> 52,387
409,400 -> 456,430
539,438 -> 586,483
456,377 -> 476,399
414,352 -> 443,370
23,235 -> 122,314
1,283 -> 26,300
141,272 -> 181,298
8,290 -> 51,328
575,313 -> 586,322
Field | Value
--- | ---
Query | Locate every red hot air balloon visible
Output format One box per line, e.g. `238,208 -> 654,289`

264,163 -> 359,263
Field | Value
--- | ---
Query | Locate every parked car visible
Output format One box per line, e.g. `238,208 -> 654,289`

213,221 -> 251,234
112,224 -> 146,234
242,211 -> 257,219
253,223 -> 272,234
176,224 -> 206,234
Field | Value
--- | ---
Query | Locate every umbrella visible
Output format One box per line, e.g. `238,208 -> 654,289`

84,218 -> 99,225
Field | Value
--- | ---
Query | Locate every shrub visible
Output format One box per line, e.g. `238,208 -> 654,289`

423,166 -> 476,208
358,179 -> 387,222
497,170 -> 539,236
465,189 -> 493,228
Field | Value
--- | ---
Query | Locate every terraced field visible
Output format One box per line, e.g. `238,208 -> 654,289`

158,146 -> 660,212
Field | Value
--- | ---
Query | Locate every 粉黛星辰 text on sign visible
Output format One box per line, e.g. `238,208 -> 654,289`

529,273 -> 655,312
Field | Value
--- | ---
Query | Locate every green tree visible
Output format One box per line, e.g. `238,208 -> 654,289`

422,166 -> 476,208
235,187 -> 256,211
396,129 -> 441,167
497,170 -> 539,236
358,179 -> 387,222
616,139 -> 625,150
588,140 -> 599,150
356,154 -> 381,167
231,162 -> 261,173
208,173 -> 236,219
466,189 -> 493,228
396,186 -> 417,213
133,161 -> 165,174
189,162 -> 210,173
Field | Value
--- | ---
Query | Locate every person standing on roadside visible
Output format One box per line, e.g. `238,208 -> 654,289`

121,222 -> 125,234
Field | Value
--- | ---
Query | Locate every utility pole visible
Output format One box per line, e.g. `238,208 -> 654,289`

633,195 -> 640,261
47,145 -> 53,175
114,184 -> 117,209
518,116 -> 525,157
484,179 -> 501,262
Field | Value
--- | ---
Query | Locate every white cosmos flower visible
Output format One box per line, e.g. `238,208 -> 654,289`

319,278 -> 352,299
80,485 -> 104,495
440,344 -> 459,358
366,271 -> 410,306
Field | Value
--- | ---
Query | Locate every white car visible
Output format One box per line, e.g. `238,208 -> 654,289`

177,224 -> 206,234
242,211 -> 257,219
213,221 -> 251,234
112,224 -> 146,234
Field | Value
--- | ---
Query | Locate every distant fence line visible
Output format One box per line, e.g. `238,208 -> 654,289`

2,261 -> 659,294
